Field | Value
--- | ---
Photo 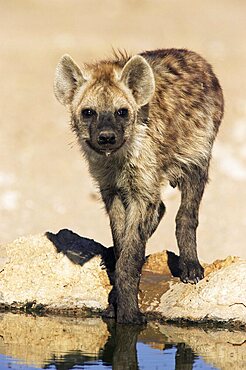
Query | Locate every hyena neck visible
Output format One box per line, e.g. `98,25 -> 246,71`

86,122 -> 160,198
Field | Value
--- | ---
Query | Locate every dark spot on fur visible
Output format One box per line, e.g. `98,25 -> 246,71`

166,64 -> 181,77
184,110 -> 191,118
178,54 -> 188,70
211,75 -> 221,91
169,131 -> 178,142
190,101 -> 201,110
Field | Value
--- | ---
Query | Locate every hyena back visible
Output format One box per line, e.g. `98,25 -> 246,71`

54,48 -> 224,324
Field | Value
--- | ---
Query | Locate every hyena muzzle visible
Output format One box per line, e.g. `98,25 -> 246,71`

54,48 -> 224,324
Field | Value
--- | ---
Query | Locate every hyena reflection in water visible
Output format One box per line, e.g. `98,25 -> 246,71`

54,49 -> 224,324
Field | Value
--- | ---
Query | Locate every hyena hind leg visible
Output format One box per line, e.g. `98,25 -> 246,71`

175,165 -> 208,284
139,200 -> 166,241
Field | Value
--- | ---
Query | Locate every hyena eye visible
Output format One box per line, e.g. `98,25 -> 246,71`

81,109 -> 96,118
116,108 -> 128,117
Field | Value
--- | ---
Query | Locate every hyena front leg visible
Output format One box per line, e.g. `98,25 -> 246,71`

175,165 -> 208,283
102,188 -> 164,324
101,190 -> 126,318
115,198 -> 164,324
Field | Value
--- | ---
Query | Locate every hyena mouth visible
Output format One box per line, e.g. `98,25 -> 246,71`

85,140 -> 126,156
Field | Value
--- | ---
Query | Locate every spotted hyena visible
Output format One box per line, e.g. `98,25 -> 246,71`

54,49 -> 224,324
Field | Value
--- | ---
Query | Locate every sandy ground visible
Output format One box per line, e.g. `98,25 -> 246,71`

0,0 -> 246,262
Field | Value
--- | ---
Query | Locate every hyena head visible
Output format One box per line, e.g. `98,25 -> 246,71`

54,54 -> 155,156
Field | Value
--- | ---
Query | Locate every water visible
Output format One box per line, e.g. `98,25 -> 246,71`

0,313 -> 245,370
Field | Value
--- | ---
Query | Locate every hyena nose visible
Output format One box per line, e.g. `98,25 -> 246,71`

98,131 -> 116,145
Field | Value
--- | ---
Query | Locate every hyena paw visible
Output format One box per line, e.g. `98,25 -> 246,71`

179,257 -> 204,284
117,310 -> 147,325
102,304 -> 116,319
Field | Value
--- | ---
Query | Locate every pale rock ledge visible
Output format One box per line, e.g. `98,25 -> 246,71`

0,229 -> 245,327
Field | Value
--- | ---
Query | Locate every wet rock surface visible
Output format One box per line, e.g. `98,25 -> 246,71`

0,230 -> 245,328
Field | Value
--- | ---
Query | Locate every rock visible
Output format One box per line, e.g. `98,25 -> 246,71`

0,230 -> 112,312
0,229 -> 245,327
203,255 -> 241,275
152,261 -> 246,325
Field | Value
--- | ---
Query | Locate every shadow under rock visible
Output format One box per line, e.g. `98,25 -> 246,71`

46,228 -> 182,285
46,229 -> 116,284
166,250 -> 181,277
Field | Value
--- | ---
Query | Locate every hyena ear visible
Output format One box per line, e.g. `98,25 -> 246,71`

120,55 -> 155,106
54,54 -> 86,106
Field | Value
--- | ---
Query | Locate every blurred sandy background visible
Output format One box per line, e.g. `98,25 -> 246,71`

0,0 -> 246,262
